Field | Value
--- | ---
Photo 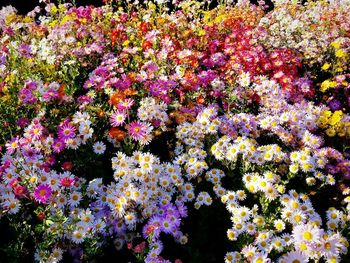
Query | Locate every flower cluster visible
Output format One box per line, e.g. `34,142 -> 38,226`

0,0 -> 350,262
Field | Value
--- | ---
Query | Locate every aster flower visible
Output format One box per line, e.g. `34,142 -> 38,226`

52,138 -> 65,153
328,100 -> 341,111
93,141 -> 106,154
5,137 -> 20,154
2,198 -> 21,214
58,120 -> 76,140
279,250 -> 307,263
110,111 -> 126,127
128,121 -> 151,141
25,122 -> 44,140
33,184 -> 52,204
117,98 -> 134,110
71,229 -> 85,244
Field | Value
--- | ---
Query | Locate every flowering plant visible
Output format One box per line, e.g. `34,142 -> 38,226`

0,0 -> 350,262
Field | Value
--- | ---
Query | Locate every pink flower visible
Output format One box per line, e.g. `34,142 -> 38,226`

133,242 -> 146,254
110,111 -> 126,127
61,177 -> 74,188
14,185 -> 27,198
117,98 -> 134,110
52,138 -> 65,153
33,184 -> 52,204
128,121 -> 147,140
5,137 -> 20,154
127,242 -> 133,250
58,120 -> 76,140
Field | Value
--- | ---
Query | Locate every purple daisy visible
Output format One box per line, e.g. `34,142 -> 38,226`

33,184 -> 52,204
27,123 -> 44,140
58,120 -> 76,140
42,89 -> 58,102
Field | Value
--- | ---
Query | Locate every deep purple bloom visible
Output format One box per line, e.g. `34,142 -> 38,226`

328,100 -> 341,111
17,117 -> 29,128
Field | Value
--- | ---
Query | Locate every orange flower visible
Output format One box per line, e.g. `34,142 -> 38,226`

109,127 -> 127,142
109,92 -> 125,107
58,84 -> 66,100
97,110 -> 105,118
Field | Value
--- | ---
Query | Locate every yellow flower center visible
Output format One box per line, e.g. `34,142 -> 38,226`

303,231 -> 313,241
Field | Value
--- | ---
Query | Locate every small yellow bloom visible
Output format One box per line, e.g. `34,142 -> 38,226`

335,49 -> 346,58
326,127 -> 336,137
338,126 -> 346,137
197,29 -> 206,36
329,111 -> 343,126
321,63 -> 331,70
50,6 -> 58,14
321,110 -> 332,118
320,83 -> 328,92
331,41 -> 341,49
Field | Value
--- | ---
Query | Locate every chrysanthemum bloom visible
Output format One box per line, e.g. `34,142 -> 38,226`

58,120 -> 76,140
5,137 -> 20,154
110,111 -> 126,127
33,184 -> 52,204
128,121 -> 147,140
14,185 -> 27,198
60,176 -> 74,188
117,98 -> 134,110
93,141 -> 106,154
52,138 -> 65,153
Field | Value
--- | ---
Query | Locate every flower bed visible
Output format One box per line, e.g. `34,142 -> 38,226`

0,0 -> 350,262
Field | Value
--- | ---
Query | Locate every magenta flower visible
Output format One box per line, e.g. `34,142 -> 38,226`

52,138 -> 65,153
128,121 -> 147,140
33,184 -> 52,204
58,120 -> 76,140
17,117 -> 29,128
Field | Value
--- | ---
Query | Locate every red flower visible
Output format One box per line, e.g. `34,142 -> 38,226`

139,22 -> 150,33
62,161 -> 73,171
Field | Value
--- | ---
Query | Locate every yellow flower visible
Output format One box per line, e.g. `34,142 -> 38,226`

335,49 -> 346,58
338,126 -> 346,137
50,6 -> 58,14
326,127 -> 336,137
49,20 -> 58,27
321,110 -> 332,118
331,41 -> 341,49
320,80 -> 336,92
197,29 -> 206,36
329,111 -> 343,126
321,63 -> 331,70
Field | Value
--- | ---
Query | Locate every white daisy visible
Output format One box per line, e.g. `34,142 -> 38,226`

93,141 -> 106,155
